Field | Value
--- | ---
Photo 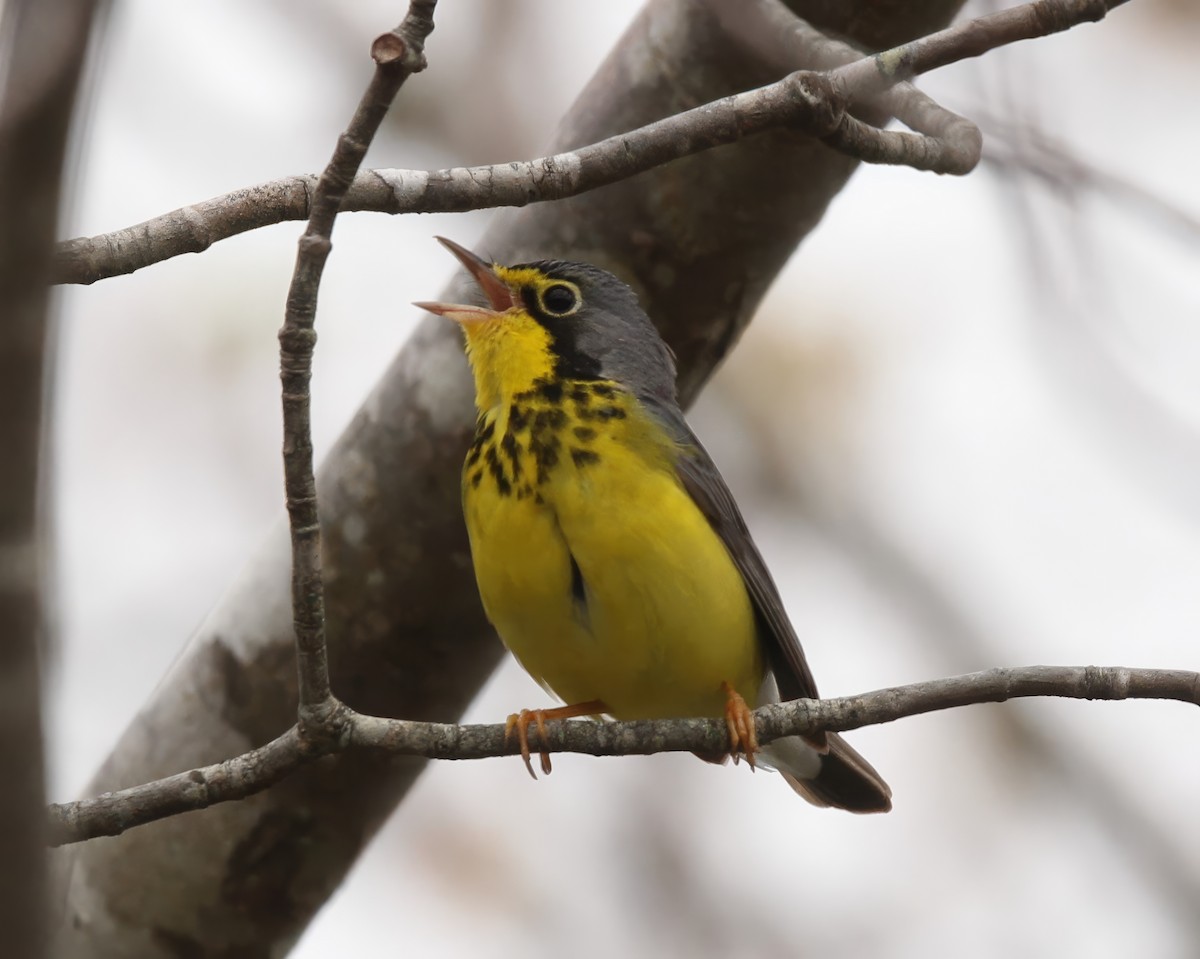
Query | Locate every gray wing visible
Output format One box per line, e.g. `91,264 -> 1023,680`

646,400 -> 824,731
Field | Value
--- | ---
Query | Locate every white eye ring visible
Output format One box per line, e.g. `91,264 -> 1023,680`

540,283 -> 580,317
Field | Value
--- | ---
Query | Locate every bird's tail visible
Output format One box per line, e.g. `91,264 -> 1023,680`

755,671 -> 892,813
761,731 -> 892,814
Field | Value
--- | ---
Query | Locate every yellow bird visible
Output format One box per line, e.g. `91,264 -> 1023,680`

417,238 -> 891,812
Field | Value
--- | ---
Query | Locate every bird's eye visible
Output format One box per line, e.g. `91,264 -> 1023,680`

540,283 -> 579,316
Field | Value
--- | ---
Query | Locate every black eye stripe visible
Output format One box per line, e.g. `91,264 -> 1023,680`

516,283 -> 600,381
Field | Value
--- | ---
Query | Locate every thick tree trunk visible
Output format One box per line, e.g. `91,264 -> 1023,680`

50,1 -> 964,955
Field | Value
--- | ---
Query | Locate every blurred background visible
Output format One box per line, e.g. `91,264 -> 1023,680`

47,1 -> 1200,956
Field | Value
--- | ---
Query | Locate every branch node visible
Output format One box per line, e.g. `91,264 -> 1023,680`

278,327 -> 318,352
297,233 -> 331,257
370,32 -> 407,66
792,72 -> 845,137
298,697 -> 352,753
1082,664 -> 1131,700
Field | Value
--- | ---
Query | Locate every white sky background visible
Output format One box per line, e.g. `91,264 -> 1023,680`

47,1 -> 1200,957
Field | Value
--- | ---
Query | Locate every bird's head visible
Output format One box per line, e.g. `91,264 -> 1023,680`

416,237 -> 677,412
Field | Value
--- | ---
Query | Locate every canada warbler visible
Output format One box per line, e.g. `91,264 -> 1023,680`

416,237 -> 891,813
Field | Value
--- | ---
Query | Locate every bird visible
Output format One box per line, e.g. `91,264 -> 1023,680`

415,237 -> 891,813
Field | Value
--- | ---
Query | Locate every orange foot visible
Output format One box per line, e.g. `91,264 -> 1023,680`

505,700 -> 607,779
722,681 -> 759,769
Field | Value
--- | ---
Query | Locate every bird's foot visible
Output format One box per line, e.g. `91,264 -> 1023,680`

721,681 -> 759,769
504,700 -> 607,779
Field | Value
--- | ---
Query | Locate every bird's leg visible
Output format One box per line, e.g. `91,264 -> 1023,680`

505,701 -> 607,779
722,681 -> 759,769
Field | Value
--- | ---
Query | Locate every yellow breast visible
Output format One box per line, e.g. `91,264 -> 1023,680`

462,379 -> 762,720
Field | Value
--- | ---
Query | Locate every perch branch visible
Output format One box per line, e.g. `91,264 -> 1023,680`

45,665 -> 1199,845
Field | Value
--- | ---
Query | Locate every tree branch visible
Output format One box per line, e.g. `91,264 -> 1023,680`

46,665 -> 1199,846
46,76 -> 928,286
279,1 -> 437,717
829,0 -> 1124,100
716,0 -> 981,170
50,0 -> 1123,286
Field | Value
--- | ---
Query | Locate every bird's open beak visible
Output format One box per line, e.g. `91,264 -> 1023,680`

413,236 -> 515,323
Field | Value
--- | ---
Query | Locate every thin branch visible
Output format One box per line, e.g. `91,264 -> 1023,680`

51,0 -> 1124,286
830,0 -> 1125,100
45,665 -> 1200,846
719,0 -> 980,171
279,1 -> 437,715
43,76 -> 875,285
820,0 -> 1128,165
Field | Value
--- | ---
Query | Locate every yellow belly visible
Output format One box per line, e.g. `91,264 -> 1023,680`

463,415 -> 762,720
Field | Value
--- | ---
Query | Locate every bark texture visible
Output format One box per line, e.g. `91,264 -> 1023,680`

51,0 -> 965,955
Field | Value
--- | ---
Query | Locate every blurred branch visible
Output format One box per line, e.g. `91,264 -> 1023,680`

981,84 -> 1200,528
47,664 -> 1198,845
55,0 -> 1126,286
279,2 -> 437,717
0,0 -> 101,956
980,116 -> 1200,243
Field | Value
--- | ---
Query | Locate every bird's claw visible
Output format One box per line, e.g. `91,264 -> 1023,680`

722,682 -> 758,769
505,709 -> 554,779
503,701 -> 607,780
